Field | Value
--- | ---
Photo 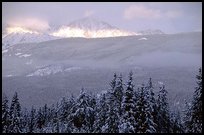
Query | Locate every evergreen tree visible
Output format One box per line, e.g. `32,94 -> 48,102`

93,93 -> 108,133
186,68 -> 202,133
102,90 -> 119,133
28,106 -> 36,133
42,104 -> 49,127
110,73 -> 117,91
2,94 -> 10,133
9,92 -> 22,133
72,88 -> 95,132
58,97 -> 68,122
36,107 -> 44,132
102,73 -> 123,133
146,78 -> 158,132
52,108 -> 60,133
156,84 -> 171,133
135,81 -> 157,133
170,110 -> 184,133
119,71 -> 136,133
114,74 -> 124,116
191,68 -> 202,133
65,94 -> 76,133
21,108 -> 29,133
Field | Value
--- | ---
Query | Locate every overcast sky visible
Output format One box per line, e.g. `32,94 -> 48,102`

2,2 -> 202,34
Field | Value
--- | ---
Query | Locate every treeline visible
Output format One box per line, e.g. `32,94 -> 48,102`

2,68 -> 202,133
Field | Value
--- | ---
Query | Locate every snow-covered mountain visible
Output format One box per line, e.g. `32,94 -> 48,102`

138,29 -> 165,35
50,17 -> 138,38
2,31 -> 59,49
2,18 -> 166,47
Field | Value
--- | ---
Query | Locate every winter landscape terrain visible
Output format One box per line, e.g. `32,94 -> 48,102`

2,19 -> 202,109
2,16 -> 202,133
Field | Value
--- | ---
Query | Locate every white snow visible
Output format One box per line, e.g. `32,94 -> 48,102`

2,32 -> 59,46
2,49 -> 8,53
138,37 -> 147,40
19,54 -> 31,58
65,67 -> 81,72
6,74 -> 13,77
15,53 -> 22,56
27,65 -> 63,76
50,17 -> 138,38
158,81 -> 164,85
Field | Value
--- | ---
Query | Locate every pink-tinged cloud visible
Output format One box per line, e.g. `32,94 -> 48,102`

124,5 -> 161,20
7,17 -> 50,32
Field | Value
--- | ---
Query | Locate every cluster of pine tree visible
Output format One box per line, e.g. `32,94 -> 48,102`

2,69 -> 202,133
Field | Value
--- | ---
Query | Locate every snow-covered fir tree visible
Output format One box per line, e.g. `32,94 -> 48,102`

170,110 -> 184,133
102,73 -> 123,133
119,71 -> 136,133
185,68 -> 202,133
21,108 -> 29,133
191,68 -> 202,133
114,74 -> 124,116
93,93 -> 108,133
146,78 -> 157,130
2,94 -> 10,133
27,106 -> 36,133
8,92 -> 22,133
72,88 -> 95,132
102,90 -> 119,133
35,107 -> 44,133
42,104 -> 49,127
135,83 -> 157,133
156,84 -> 170,133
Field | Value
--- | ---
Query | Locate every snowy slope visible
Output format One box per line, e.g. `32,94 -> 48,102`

2,32 -> 59,48
2,27 -> 201,109
2,32 -> 201,77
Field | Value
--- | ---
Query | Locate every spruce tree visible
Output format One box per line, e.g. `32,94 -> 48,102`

119,71 -> 136,133
72,88 -> 94,132
93,93 -> 108,133
28,106 -> 36,133
135,80 -> 157,133
21,108 -> 29,133
146,78 -> 157,132
102,73 -> 123,133
36,107 -> 44,132
102,90 -> 119,133
2,94 -> 10,133
187,68 -> 202,133
170,110 -> 184,133
9,92 -> 22,133
114,74 -> 124,116
156,85 -> 171,133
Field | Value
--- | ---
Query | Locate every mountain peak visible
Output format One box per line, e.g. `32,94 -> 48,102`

67,17 -> 117,31
51,17 -> 137,38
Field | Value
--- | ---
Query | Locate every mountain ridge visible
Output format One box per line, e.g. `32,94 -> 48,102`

2,17 -> 165,46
